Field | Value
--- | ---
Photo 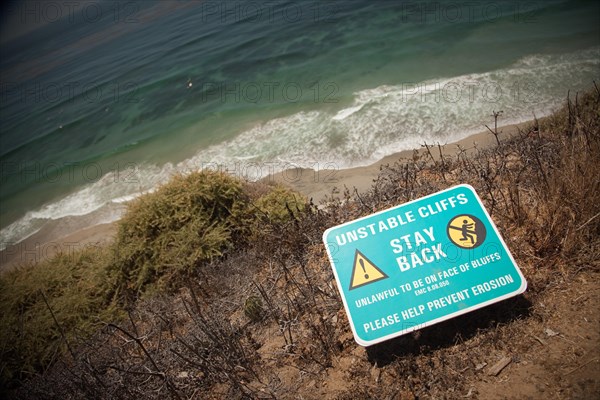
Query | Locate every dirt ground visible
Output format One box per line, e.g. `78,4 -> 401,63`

472,271 -> 599,400
251,267 -> 600,399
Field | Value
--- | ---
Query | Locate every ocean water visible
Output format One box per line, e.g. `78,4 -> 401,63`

1,0 -> 599,249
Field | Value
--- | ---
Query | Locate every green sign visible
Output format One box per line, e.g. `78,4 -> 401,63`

323,184 -> 527,346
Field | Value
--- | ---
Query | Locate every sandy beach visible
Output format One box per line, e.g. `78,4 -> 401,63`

0,120 -> 534,273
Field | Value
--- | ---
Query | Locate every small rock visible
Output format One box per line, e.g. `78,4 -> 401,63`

475,362 -> 487,371
177,371 -> 189,379
544,328 -> 559,337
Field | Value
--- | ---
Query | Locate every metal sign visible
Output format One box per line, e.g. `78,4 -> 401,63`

323,184 -> 527,346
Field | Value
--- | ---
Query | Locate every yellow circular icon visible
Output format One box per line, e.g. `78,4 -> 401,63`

447,214 -> 486,249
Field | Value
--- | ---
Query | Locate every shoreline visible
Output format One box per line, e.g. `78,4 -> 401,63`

0,119 -> 535,273
265,119 -> 534,201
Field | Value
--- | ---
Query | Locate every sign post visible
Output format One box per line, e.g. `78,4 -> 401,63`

323,184 -> 527,346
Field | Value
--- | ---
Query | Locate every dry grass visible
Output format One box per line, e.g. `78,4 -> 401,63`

3,87 -> 599,399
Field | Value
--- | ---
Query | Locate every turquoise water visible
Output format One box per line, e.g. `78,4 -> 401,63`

1,0 -> 599,247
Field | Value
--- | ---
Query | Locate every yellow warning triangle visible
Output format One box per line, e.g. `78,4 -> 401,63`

349,250 -> 389,290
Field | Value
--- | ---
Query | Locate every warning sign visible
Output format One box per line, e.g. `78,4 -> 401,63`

322,184 -> 527,346
350,250 -> 389,290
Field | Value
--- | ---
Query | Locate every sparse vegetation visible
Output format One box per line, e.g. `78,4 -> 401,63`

1,88 -> 598,398
243,295 -> 264,322
0,172 -> 305,391
0,247 -> 120,388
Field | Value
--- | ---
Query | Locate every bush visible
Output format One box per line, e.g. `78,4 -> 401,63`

109,172 -> 309,297
0,247 -> 120,388
109,171 -> 254,296
253,185 -> 305,225
243,295 -> 264,322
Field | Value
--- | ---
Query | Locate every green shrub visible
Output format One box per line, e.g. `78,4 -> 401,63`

108,173 -> 309,296
253,185 -> 305,225
0,247 -> 120,388
243,295 -> 264,322
109,171 -> 254,295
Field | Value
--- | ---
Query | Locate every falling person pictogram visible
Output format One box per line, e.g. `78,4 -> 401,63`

447,214 -> 487,249
459,219 -> 475,244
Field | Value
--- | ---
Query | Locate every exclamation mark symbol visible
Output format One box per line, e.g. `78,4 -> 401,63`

360,258 -> 369,279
